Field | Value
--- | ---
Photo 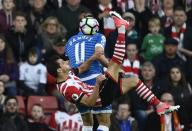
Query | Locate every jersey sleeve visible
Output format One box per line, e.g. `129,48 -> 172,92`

95,34 -> 106,49
62,85 -> 85,104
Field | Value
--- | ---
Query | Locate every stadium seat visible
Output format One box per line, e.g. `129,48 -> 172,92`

16,96 -> 26,116
27,96 -> 58,115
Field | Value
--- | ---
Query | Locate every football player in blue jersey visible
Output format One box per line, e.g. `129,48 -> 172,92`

65,16 -> 110,131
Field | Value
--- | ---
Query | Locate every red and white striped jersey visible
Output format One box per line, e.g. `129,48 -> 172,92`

57,71 -> 102,106
49,111 -> 83,131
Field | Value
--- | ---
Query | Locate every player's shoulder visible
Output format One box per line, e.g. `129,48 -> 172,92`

19,62 -> 29,68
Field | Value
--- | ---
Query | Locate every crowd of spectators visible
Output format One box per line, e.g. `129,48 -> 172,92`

0,0 -> 192,131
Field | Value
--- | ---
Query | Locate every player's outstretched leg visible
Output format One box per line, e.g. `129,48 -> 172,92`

106,11 -> 128,82
106,11 -> 180,115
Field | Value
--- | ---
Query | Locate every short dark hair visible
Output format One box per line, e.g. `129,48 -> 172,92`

174,6 -> 185,13
14,11 -> 27,20
4,96 -> 18,105
46,55 -> 61,77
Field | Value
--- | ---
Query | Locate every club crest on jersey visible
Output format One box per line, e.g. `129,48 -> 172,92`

72,94 -> 79,101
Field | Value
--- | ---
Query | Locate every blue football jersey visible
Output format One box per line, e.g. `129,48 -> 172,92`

66,32 -> 106,85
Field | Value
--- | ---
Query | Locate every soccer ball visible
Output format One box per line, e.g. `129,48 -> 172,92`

79,17 -> 99,35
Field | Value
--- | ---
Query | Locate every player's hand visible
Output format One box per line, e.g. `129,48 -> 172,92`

91,52 -> 104,60
96,74 -> 106,87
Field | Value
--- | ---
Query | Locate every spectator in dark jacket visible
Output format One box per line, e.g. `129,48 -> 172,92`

27,104 -> 49,131
55,0 -> 89,38
110,99 -> 138,131
152,38 -> 186,82
3,96 -> 28,131
0,0 -> 16,33
145,92 -> 184,131
5,11 -> 37,63
0,34 -> 18,96
166,66 -> 192,130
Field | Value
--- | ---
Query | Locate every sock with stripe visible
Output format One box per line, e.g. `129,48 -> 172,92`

111,26 -> 126,65
97,125 -> 109,131
135,80 -> 160,106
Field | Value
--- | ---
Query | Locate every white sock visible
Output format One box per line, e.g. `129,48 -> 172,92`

118,26 -> 126,34
97,125 -> 109,131
82,126 -> 93,131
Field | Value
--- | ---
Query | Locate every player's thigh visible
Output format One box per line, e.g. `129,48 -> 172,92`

121,76 -> 139,94
96,113 -> 111,127
106,62 -> 122,82
81,113 -> 94,126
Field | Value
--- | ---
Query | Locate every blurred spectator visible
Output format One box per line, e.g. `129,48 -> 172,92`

127,0 -> 153,38
28,0 -> 51,33
160,0 -> 174,28
145,92 -> 184,131
164,7 -> 192,60
15,0 -> 29,12
0,101 -> 16,131
39,16 -> 67,54
44,37 -> 67,109
49,100 -> 83,131
140,17 -> 165,61
105,12 -> 139,58
92,0 -> 122,37
0,34 -> 18,96
0,81 -> 6,107
166,66 -> 192,130
130,61 -> 165,131
146,0 -> 161,16
5,11 -> 37,63
0,0 -> 16,33
164,7 -> 192,85
56,0 -> 89,38
122,39 -> 140,77
19,47 -> 47,96
152,38 -> 186,81
110,99 -> 138,131
27,104 -> 49,131
3,96 -> 28,131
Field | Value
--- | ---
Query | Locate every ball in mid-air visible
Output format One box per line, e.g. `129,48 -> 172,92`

79,17 -> 99,35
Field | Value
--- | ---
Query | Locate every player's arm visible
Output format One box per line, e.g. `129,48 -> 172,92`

95,46 -> 109,67
77,52 -> 102,74
80,75 -> 105,107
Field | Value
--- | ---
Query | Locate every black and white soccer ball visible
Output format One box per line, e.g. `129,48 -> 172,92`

79,17 -> 99,35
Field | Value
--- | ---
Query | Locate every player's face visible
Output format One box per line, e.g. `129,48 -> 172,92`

57,59 -> 71,73
117,104 -> 130,120
170,67 -> 182,83
0,38 -> 6,52
31,105 -> 44,121
141,66 -> 155,81
5,99 -> 18,114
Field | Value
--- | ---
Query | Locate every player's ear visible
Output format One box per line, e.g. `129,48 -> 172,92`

57,68 -> 62,73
